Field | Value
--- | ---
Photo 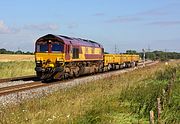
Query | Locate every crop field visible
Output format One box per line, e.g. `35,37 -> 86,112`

0,61 -> 35,78
0,54 -> 34,62
0,54 -> 35,78
0,61 -> 179,124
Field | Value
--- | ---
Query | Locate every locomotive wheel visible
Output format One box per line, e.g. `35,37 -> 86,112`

130,62 -> 135,67
73,66 -> 80,77
74,71 -> 80,77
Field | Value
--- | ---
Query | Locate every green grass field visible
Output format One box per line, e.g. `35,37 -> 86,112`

0,61 -> 179,124
0,61 -> 35,78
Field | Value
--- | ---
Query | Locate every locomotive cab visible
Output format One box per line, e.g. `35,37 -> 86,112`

35,35 -> 65,80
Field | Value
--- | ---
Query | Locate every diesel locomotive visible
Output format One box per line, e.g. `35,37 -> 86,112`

35,34 -> 139,81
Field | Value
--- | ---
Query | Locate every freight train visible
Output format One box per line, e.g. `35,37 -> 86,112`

35,34 -> 140,81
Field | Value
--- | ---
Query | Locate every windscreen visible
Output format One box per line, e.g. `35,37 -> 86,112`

51,42 -> 64,52
36,40 -> 64,53
36,43 -> 48,52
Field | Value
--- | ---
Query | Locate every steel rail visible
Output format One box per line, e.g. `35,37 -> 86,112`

0,75 -> 37,83
0,81 -> 46,96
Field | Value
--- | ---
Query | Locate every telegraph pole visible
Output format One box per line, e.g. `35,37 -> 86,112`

165,49 -> 167,61
117,48 -> 119,54
114,44 -> 117,54
148,45 -> 151,52
142,49 -> 146,67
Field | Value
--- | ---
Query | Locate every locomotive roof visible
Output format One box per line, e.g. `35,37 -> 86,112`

36,34 -> 103,48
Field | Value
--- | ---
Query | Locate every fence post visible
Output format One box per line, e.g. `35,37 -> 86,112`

157,98 -> 161,123
162,89 -> 166,109
149,110 -> 154,124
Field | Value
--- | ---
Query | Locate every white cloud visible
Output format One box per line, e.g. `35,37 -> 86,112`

23,24 -> 59,31
93,13 -> 105,16
106,16 -> 142,23
67,23 -> 78,29
0,20 -> 59,34
148,21 -> 180,26
0,20 -> 11,34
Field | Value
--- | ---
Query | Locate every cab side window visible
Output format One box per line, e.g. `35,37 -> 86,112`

72,47 -> 79,59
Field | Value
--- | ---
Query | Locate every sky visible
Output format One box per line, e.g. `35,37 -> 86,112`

0,0 -> 180,53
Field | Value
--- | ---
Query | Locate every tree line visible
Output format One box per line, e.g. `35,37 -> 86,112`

0,48 -> 33,55
126,50 -> 180,61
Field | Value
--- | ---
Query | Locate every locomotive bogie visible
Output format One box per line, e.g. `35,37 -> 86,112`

63,61 -> 103,78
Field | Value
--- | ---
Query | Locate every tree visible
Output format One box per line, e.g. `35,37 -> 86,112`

0,48 -> 33,55
0,48 -> 7,54
146,52 -> 156,60
126,50 -> 137,54
15,50 -> 23,54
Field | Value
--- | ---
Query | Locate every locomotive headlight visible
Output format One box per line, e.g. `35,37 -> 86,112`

36,61 -> 41,63
56,57 -> 63,62
36,60 -> 42,67
36,57 -> 43,61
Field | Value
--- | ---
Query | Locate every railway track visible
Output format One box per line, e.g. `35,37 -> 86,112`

0,60 -> 157,97
0,82 -> 46,96
0,75 -> 37,83
0,60 -> 152,83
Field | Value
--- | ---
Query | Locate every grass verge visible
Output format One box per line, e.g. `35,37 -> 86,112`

0,61 -> 179,124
